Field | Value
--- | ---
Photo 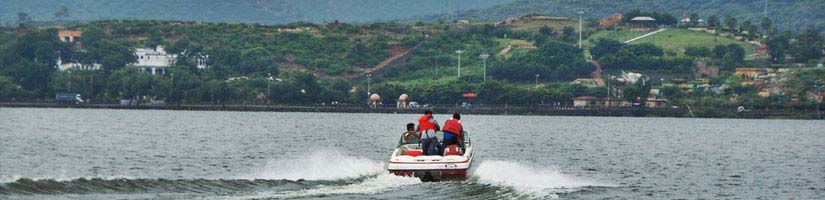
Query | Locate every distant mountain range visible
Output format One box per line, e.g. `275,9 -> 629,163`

0,0 -> 513,25
419,0 -> 824,32
1,0 -> 822,31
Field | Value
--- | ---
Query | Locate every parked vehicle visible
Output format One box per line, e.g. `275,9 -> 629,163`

55,93 -> 83,104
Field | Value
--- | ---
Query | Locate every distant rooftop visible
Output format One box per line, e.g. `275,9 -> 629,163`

631,16 -> 656,21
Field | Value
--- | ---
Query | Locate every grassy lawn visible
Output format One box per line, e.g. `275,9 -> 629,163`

629,29 -> 756,57
586,29 -> 646,45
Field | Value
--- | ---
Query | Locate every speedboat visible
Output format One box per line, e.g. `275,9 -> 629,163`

387,131 -> 473,182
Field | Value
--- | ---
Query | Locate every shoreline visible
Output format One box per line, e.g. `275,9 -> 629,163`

1,102 -> 821,120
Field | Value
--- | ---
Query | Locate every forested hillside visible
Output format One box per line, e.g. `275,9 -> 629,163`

0,0 -> 511,25
420,0 -> 825,32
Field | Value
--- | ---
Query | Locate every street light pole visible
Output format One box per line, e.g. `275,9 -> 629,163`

67,70 -> 71,92
480,53 -> 490,82
817,85 -> 821,119
456,50 -> 463,78
816,81 -> 822,119
578,11 -> 584,48
607,75 -> 611,107
367,73 -> 372,96
267,73 -> 272,104
535,74 -> 540,86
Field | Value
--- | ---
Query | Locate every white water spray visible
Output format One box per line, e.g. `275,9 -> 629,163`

244,150 -> 384,181
473,160 -> 614,198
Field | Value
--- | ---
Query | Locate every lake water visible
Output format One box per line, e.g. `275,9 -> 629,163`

1,108 -> 823,199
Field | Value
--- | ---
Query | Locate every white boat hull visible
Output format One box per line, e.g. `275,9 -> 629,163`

387,146 -> 473,181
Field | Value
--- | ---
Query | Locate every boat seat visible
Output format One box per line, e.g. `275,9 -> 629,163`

403,149 -> 423,157
444,145 -> 462,156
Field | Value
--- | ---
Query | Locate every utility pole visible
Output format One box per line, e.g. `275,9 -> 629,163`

367,73 -> 372,96
67,70 -> 71,92
578,11 -> 584,48
455,50 -> 463,78
480,53 -> 490,82
764,0 -> 768,18
816,80 -> 822,119
171,73 -> 176,106
607,76 -> 611,107
267,73 -> 272,104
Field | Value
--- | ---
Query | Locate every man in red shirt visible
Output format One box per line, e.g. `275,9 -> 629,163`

441,113 -> 463,148
416,110 -> 440,155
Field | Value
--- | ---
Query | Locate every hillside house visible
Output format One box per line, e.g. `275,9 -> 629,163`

735,68 -> 768,86
132,46 -> 209,74
573,96 -> 602,107
58,30 -> 82,43
56,57 -> 101,71
629,16 -> 656,31
572,78 -> 605,87
679,17 -> 704,27
645,97 -> 669,108
573,96 -> 629,108
134,46 -> 175,75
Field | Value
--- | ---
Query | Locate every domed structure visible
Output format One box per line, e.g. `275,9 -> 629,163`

369,93 -> 381,108
397,94 -> 409,109
369,93 -> 381,101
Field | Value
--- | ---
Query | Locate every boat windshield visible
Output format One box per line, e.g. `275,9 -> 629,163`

396,131 -> 471,146
398,134 -> 420,145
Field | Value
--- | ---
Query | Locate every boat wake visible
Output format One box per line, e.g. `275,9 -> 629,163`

0,152 -> 613,199
242,150 -> 384,181
0,177 -> 340,195
471,160 -> 615,199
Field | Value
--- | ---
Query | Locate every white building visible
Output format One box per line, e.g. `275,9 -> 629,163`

134,46 -> 176,75
132,45 -> 208,74
56,57 -> 101,71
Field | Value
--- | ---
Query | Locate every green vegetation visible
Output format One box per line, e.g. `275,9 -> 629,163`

1,9 -> 823,110
629,29 -> 754,57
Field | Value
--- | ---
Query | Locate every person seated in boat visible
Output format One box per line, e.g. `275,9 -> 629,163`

441,113 -> 464,149
416,110 -> 440,155
401,123 -> 420,144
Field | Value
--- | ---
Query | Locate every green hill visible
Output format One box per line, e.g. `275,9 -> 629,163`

584,29 -> 755,58
0,0 -> 512,25
421,0 -> 824,32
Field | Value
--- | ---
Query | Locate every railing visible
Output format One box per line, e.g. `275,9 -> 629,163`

0,101 -> 820,119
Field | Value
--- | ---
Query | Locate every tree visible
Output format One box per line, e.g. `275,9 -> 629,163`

685,46 -> 711,57
715,44 -> 745,69
54,5 -> 70,20
689,13 -> 699,27
707,15 -> 719,29
16,12 -> 31,27
622,81 -> 651,105
761,17 -> 772,36
95,40 -> 136,72
561,26 -> 576,43
741,20 -> 757,40
590,38 -> 625,60
790,29 -> 824,62
539,26 -> 554,37
624,43 -> 663,57
146,31 -> 163,49
107,68 -> 157,105
766,32 -> 790,64
0,75 -> 22,100
724,15 -> 738,33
